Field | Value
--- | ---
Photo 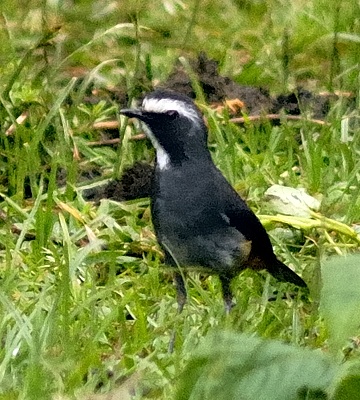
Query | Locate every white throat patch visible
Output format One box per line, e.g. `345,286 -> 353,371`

142,125 -> 170,171
142,97 -> 200,126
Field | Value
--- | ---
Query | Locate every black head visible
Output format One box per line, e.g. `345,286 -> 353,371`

120,90 -> 210,169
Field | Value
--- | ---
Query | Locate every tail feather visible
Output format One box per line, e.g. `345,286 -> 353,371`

269,259 -> 307,288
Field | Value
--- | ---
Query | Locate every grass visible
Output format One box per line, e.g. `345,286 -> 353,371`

1,0 -> 360,398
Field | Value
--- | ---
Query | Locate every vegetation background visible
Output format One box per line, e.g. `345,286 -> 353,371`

1,0 -> 360,398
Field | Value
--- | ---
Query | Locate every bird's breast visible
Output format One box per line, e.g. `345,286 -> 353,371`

150,168 -> 251,274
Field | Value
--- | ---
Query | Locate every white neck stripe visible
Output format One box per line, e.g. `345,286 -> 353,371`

142,125 -> 170,171
142,97 -> 200,125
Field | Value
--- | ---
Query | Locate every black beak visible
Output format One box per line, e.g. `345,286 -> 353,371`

120,108 -> 144,119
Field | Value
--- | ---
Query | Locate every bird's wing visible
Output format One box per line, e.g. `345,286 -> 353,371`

212,170 -> 275,259
210,169 -> 307,287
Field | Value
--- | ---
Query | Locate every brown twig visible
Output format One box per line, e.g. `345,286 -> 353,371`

93,120 -> 119,130
229,114 -> 329,126
89,112 -> 328,147
87,133 -> 146,147
87,138 -> 121,146
92,112 -> 328,135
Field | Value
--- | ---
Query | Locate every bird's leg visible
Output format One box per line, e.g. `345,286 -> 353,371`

219,275 -> 234,314
174,272 -> 187,314
163,250 -> 187,312
169,272 -> 187,353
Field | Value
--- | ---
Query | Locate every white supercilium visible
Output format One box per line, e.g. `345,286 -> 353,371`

142,97 -> 201,126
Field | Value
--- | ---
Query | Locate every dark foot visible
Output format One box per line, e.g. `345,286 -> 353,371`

169,330 -> 176,354
224,298 -> 235,314
219,275 -> 235,314
169,272 -> 187,353
174,272 -> 187,313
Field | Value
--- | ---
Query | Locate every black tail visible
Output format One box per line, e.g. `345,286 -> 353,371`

269,259 -> 307,288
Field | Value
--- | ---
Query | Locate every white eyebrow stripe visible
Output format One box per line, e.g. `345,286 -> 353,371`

142,97 -> 201,125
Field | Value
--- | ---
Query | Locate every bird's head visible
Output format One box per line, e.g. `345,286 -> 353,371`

120,90 -> 209,170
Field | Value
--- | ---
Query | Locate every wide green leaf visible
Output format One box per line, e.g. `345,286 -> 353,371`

176,331 -> 335,400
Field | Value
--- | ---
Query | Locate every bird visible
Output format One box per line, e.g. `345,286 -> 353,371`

120,90 -> 307,313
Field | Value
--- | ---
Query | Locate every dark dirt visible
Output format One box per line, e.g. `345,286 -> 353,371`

83,162 -> 154,203
158,52 -> 274,115
158,52 -> 335,118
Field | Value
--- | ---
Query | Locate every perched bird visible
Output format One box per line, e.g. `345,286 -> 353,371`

120,90 -> 307,313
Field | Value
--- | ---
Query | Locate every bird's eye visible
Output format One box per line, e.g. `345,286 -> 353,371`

166,110 -> 179,119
